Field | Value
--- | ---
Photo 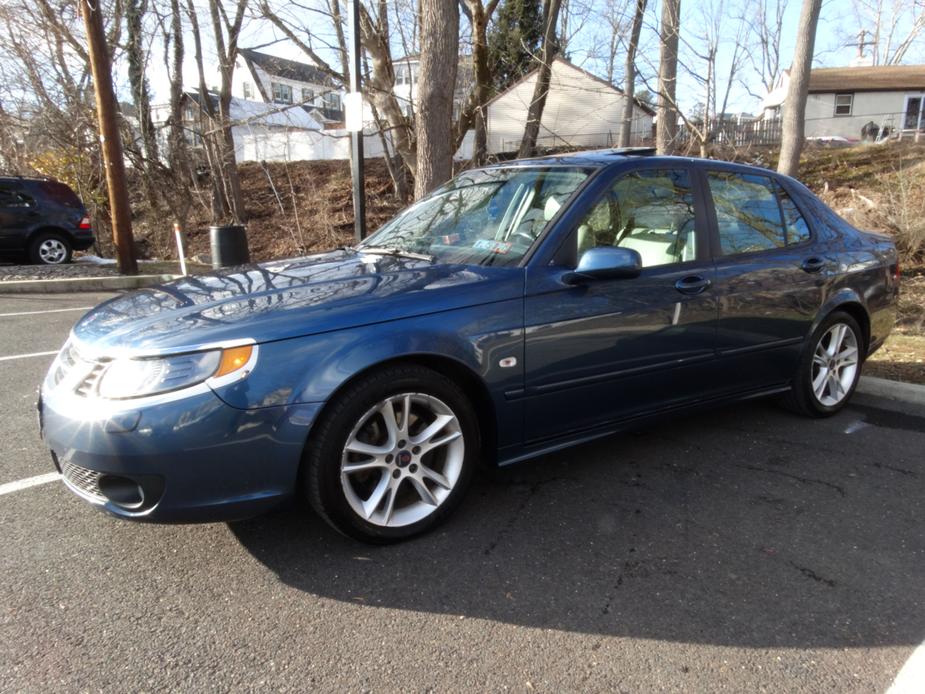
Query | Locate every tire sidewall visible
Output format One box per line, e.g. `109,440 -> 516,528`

29,232 -> 72,265
799,311 -> 864,416
307,365 -> 479,543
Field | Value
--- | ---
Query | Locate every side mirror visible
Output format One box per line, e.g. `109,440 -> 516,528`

562,247 -> 642,284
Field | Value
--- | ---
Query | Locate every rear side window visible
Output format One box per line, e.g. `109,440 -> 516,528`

707,171 -> 785,255
777,187 -> 811,245
36,181 -> 83,209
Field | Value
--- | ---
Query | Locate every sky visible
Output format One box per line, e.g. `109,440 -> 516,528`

142,0 -> 919,117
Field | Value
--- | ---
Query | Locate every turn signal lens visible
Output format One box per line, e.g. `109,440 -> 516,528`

215,345 -> 253,377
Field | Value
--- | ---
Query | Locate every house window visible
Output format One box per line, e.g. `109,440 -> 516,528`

395,65 -> 407,86
834,93 -> 853,116
324,91 -> 341,111
272,82 -> 293,104
302,88 -> 314,104
242,81 -> 252,99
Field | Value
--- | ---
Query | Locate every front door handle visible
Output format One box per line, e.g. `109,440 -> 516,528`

801,257 -> 826,273
674,275 -> 711,295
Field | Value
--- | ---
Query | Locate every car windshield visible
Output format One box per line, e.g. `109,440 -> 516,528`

358,166 -> 591,266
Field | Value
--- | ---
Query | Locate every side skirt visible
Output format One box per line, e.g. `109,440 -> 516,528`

495,383 -> 792,467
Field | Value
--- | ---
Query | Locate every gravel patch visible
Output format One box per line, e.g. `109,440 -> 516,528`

0,262 -> 120,282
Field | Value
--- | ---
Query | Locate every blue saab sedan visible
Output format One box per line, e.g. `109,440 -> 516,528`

39,150 -> 899,542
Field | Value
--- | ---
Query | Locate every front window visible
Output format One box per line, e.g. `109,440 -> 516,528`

324,91 -> 341,111
359,167 -> 591,266
575,168 -> 698,268
834,93 -> 853,116
272,82 -> 292,104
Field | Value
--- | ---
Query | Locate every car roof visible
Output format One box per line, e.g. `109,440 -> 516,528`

490,149 -> 783,179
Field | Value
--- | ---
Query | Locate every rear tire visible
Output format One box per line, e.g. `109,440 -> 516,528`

28,231 -> 72,265
304,364 -> 479,543
780,311 -> 864,418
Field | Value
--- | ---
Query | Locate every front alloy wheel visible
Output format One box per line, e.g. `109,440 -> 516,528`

305,364 -> 478,543
341,393 -> 465,527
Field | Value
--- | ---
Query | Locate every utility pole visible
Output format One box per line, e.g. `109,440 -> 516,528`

347,0 -> 367,241
79,0 -> 138,275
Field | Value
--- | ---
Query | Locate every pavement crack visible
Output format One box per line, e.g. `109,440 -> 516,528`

788,561 -> 836,587
873,462 -> 918,477
737,464 -> 846,496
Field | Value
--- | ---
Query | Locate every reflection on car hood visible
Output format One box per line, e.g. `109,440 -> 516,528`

72,250 -> 523,354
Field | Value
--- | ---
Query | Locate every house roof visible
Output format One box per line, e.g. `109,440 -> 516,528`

808,64 -> 925,93
486,57 -> 656,115
239,49 -> 336,87
182,90 -> 324,130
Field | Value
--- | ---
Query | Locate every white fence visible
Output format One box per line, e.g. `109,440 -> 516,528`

234,127 -> 475,163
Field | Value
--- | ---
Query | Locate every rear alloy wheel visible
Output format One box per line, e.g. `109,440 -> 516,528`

305,365 -> 478,543
781,311 -> 864,417
29,232 -> 72,265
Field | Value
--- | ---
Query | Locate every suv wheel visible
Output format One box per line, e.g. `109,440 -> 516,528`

304,364 -> 479,543
29,232 -> 72,265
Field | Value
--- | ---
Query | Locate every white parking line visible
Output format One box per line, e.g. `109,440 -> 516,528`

888,639 -> 925,693
0,350 -> 59,362
0,472 -> 59,496
0,306 -> 91,318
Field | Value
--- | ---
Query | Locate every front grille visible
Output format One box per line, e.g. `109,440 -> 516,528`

60,459 -> 106,503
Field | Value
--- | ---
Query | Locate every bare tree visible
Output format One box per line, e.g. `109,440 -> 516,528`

618,0 -> 647,147
415,0 -> 459,197
745,0 -> 787,98
518,0 -> 564,158
778,0 -> 822,177
456,0 -> 502,165
186,0 -> 249,223
850,0 -> 925,65
656,0 -> 681,153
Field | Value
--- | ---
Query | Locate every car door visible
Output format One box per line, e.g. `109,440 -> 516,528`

704,168 -> 827,389
521,166 -> 719,442
0,183 -> 38,249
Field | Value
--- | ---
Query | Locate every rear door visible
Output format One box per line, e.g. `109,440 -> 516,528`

522,165 -> 719,442
704,168 -> 827,389
0,182 -> 38,249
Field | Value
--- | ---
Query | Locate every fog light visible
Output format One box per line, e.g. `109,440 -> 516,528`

98,475 -> 145,510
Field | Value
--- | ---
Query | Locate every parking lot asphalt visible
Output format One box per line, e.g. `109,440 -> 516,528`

1,291 -> 923,693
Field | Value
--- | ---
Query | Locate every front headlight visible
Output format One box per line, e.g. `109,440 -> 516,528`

96,345 -> 255,400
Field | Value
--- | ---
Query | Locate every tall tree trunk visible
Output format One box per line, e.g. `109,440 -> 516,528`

414,0 -> 459,198
518,0 -> 563,158
656,0 -> 681,154
618,0 -> 647,147
777,0 -> 822,177
126,0 -> 158,167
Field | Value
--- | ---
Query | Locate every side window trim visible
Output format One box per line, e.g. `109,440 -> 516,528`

773,180 -> 814,247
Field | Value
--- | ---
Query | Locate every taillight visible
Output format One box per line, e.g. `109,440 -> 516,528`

78,216 -> 91,230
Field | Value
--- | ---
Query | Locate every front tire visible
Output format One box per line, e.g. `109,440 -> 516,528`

28,231 -> 72,265
304,364 -> 479,543
781,311 -> 864,417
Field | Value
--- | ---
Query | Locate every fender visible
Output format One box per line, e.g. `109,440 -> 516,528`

210,298 -> 526,447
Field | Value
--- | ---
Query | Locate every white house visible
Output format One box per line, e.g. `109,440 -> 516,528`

485,57 -> 655,154
235,48 -> 344,124
761,64 -> 925,141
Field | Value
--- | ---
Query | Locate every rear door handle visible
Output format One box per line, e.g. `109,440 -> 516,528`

801,257 -> 826,273
674,275 -> 711,295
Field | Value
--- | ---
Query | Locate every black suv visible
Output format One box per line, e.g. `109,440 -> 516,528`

0,177 -> 95,264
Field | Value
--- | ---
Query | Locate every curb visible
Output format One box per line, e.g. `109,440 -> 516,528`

857,375 -> 925,406
0,274 -> 179,294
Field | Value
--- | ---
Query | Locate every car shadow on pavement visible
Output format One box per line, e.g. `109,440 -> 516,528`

230,400 -> 925,647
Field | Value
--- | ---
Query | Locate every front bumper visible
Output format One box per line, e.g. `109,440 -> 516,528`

39,387 -> 320,522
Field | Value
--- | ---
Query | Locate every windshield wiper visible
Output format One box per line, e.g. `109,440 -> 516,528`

357,246 -> 435,263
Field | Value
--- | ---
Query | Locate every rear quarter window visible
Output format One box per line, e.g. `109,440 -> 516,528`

35,181 -> 84,209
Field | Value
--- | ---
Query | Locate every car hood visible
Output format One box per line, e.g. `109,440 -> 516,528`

72,250 -> 524,354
